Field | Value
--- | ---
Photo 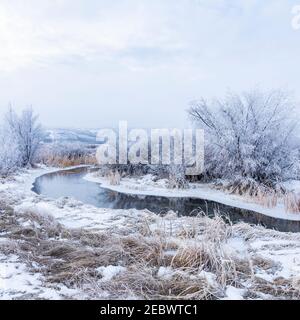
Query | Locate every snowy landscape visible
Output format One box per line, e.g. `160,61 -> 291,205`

1,0 -> 300,303
1,89 -> 300,300
1,165 -> 300,300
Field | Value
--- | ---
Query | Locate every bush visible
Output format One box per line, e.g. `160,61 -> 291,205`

167,164 -> 189,189
188,89 -> 300,187
1,107 -> 45,176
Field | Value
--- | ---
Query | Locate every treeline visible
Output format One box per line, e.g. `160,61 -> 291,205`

1,88 -> 300,193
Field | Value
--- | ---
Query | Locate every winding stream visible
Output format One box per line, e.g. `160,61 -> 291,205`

32,167 -> 300,232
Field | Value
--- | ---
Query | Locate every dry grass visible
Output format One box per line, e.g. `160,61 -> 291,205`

1,200 -> 300,300
99,265 -> 219,300
107,170 -> 121,186
214,178 -> 300,214
250,188 -> 278,208
215,179 -> 281,208
248,276 -> 300,299
40,154 -> 97,168
92,168 -> 121,185
284,192 -> 300,213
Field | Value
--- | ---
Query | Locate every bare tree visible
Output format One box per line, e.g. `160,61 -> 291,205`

188,89 -> 300,186
0,126 -> 21,176
5,107 -> 44,167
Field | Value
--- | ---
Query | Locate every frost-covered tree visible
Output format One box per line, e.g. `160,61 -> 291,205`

0,126 -> 21,176
188,89 -> 300,187
5,107 -> 44,167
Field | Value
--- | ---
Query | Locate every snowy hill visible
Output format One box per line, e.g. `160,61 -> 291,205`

44,128 -> 99,144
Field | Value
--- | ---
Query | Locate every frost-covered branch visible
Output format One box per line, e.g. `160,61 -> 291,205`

188,89 -> 300,186
0,107 -> 44,176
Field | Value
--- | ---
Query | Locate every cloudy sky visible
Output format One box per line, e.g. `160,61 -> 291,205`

0,0 -> 299,128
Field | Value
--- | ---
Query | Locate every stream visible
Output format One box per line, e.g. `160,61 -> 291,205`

32,167 -> 300,232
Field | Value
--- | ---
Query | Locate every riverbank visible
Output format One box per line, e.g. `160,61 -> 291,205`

1,166 -> 300,300
84,172 -> 300,222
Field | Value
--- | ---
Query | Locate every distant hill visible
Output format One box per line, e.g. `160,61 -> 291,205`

44,128 -> 98,144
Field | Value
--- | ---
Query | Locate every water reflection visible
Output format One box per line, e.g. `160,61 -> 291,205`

32,167 -> 300,232
32,167 -> 215,214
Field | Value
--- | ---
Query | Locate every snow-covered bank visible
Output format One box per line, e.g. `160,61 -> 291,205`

2,166 -> 300,300
84,173 -> 300,222
0,164 -> 91,194
3,165 -> 149,230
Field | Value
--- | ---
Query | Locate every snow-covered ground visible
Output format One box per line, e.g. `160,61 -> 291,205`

1,166 -> 300,300
0,251 -> 81,300
84,173 -> 300,221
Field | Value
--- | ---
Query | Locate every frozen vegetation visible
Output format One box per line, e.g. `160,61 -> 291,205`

188,89 -> 300,188
0,107 -> 44,176
1,167 -> 300,300
0,91 -> 300,300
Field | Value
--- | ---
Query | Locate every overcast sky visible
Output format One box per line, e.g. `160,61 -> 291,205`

0,0 -> 299,129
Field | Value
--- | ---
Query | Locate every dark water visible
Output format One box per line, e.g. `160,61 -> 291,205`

32,167 -> 300,232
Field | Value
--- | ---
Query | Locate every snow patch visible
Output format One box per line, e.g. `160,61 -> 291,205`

0,253 -> 80,300
157,267 -> 173,280
223,286 -> 245,300
97,266 -> 126,282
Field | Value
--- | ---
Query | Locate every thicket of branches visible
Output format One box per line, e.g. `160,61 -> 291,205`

0,107 -> 44,176
188,89 -> 300,188
36,142 -> 97,167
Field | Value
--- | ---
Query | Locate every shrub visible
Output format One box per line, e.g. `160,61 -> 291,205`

188,89 -> 299,187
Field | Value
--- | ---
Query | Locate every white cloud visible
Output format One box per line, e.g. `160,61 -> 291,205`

0,0 -> 299,128
0,0 -> 188,71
